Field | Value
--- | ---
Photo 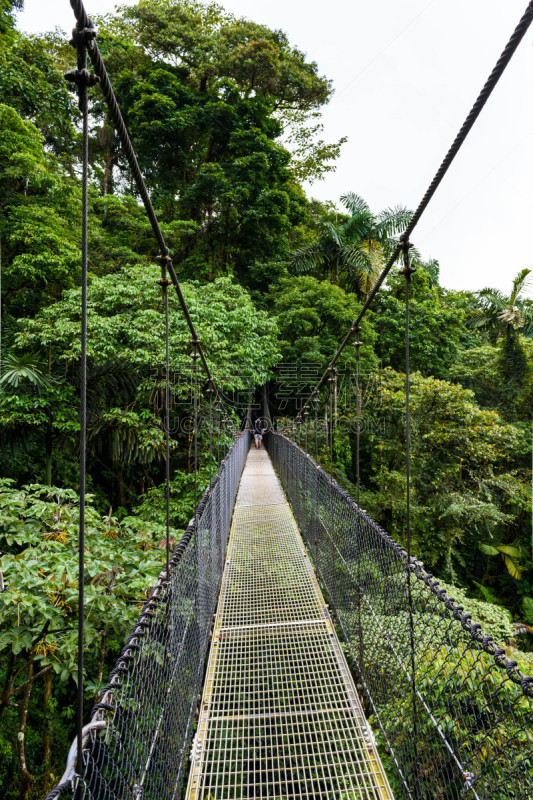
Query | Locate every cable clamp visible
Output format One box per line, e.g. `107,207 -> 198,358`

69,25 -> 97,49
64,68 -> 100,90
462,772 -> 474,791
399,233 -> 416,280
190,339 -> 200,359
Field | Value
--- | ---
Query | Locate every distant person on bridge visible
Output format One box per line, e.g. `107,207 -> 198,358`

253,418 -> 266,448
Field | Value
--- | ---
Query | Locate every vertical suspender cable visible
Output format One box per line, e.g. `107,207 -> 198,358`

328,372 -> 335,607
208,385 -> 213,485
328,372 -> 333,470
158,267 -> 171,578
217,400 -> 221,465
402,237 -> 420,798
314,400 -> 319,462
64,22 -> 100,790
77,46 -> 88,793
353,326 -> 364,675
354,328 -> 362,509
192,340 -> 199,519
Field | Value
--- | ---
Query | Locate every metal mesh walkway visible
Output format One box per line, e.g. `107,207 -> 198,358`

186,446 -> 394,800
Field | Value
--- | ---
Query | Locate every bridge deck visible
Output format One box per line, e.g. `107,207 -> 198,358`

186,446 -> 393,800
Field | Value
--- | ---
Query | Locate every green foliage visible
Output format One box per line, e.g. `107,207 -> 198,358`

19,268 -> 280,388
479,542 -> 524,581
0,103 -> 49,202
268,275 -> 376,370
289,192 -> 411,295
360,370 -> 530,601
0,31 -> 76,155
0,479 -> 171,651
449,343 -> 501,407
0,480 -> 171,797
0,1 -> 23,39
0,352 -> 52,391
468,268 -> 533,342
375,266 -> 465,378
88,0 -> 340,285
0,100 -> 80,319
465,269 -> 533,418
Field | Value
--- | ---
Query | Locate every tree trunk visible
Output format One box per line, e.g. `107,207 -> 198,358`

187,423 -> 193,473
17,653 -> 34,798
45,412 -> 53,486
103,151 -> 118,196
103,156 -> 112,196
94,634 -> 106,703
0,651 -> 15,724
100,114 -> 117,197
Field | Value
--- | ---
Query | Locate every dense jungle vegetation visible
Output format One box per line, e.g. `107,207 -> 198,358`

0,1 -> 532,796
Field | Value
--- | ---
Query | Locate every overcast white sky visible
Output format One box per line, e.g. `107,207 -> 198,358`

17,0 -> 533,296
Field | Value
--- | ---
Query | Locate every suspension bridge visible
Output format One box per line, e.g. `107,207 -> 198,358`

44,2 -> 533,799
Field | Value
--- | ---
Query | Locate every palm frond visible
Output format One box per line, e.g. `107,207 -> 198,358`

374,205 -> 412,240
466,312 -> 497,331
520,309 -> 533,337
340,192 -> 371,219
289,242 -> 327,275
510,267 -> 532,305
476,288 -> 506,310
340,243 -> 382,294
0,352 -> 53,392
322,221 -> 344,247
341,243 -> 375,275
342,215 -> 372,244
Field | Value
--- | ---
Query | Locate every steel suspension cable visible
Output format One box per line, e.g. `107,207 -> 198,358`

192,340 -> 199,520
216,400 -> 222,465
208,385 -> 213,485
67,0 -> 218,397
296,0 -> 533,423
64,25 -> 100,789
76,61 -> 89,800
354,329 -> 361,510
401,239 -> 421,797
328,374 -> 336,608
158,268 -> 171,578
314,401 -> 319,461
354,327 -> 365,676
77,51 -> 88,797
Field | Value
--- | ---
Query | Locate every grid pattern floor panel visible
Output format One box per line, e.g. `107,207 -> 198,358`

186,447 -> 393,800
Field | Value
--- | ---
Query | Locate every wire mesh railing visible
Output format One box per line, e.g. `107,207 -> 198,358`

47,431 -> 250,800
266,431 -> 533,800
